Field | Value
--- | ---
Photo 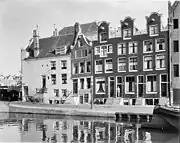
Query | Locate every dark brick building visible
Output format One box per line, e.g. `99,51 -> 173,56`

93,13 -> 169,106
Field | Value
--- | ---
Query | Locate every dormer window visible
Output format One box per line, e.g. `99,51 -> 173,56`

56,47 -> 66,55
100,32 -> 108,43
78,37 -> 84,47
149,25 -> 158,36
123,29 -> 131,40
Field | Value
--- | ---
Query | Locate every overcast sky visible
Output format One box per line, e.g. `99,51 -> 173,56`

0,0 -> 175,76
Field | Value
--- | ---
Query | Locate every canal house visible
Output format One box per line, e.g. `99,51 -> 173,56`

93,12 -> 169,106
71,22 -> 94,105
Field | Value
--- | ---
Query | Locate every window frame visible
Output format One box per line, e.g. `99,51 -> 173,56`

146,74 -> 157,94
125,75 -> 135,94
105,58 -> 113,73
143,39 -> 153,53
160,74 -> 168,97
95,59 -> 103,74
73,63 -> 78,74
100,32 -> 108,43
50,61 -> 56,70
143,55 -> 153,71
61,74 -> 67,84
129,41 -> 138,54
149,24 -> 158,36
117,43 -> 126,55
173,40 -> 179,52
156,38 -> 165,52
61,60 -> 67,70
117,57 -> 126,72
79,62 -> 85,74
137,75 -> 144,97
155,54 -> 166,70
174,64 -> 179,77
51,74 -> 56,85
116,76 -> 123,97
129,56 -> 138,72
123,28 -> 131,40
173,18 -> 179,29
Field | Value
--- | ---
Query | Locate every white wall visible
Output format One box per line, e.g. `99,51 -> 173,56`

22,55 -> 72,103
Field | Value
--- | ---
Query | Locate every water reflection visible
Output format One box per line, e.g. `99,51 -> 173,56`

0,113 -> 179,143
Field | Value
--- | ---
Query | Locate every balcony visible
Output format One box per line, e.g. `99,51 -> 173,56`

36,88 -> 47,94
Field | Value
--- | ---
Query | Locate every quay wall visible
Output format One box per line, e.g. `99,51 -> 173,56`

0,101 -> 9,113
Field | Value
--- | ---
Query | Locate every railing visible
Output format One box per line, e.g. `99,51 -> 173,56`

36,88 -> 47,94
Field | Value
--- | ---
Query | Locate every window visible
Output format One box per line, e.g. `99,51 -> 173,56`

95,60 -> 103,73
123,29 -> 131,39
129,57 -> 137,71
144,40 -> 153,53
100,32 -> 108,42
118,43 -> 126,55
75,49 -> 88,58
156,38 -> 165,51
84,94 -> 89,103
107,45 -> 113,53
116,76 -> 123,97
144,56 -> 153,70
54,89 -> 59,97
62,89 -> 67,97
146,75 -> 157,93
96,77 -> 105,94
62,74 -> 67,84
56,47 -> 66,55
80,78 -> 84,89
149,25 -> 158,36
160,74 -> 168,97
73,63 -> 78,74
125,76 -> 135,93
86,61 -> 91,73
50,61 -> 56,70
174,64 -> 179,77
61,60 -> 67,69
100,45 -> 107,57
78,38 -> 84,47
73,79 -> 78,94
87,78 -> 91,89
51,74 -> 56,85
156,54 -> 165,69
174,40 -> 179,52
117,58 -> 126,72
105,58 -> 113,73
79,62 -> 85,73
95,46 -> 100,55
109,77 -> 115,97
137,76 -> 144,97
129,42 -> 137,54
173,19 -> 178,29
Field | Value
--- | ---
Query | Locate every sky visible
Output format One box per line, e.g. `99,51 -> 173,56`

0,0 -> 175,76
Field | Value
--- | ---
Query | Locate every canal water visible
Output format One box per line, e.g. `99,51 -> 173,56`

0,113 -> 179,143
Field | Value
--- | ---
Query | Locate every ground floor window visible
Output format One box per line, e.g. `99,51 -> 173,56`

116,76 -> 123,97
160,74 -> 168,97
146,75 -> 157,93
125,76 -> 135,94
137,75 -> 144,97
145,98 -> 159,105
73,79 -> 78,94
96,77 -> 105,94
84,94 -> 89,103
49,100 -> 52,104
109,77 -> 115,97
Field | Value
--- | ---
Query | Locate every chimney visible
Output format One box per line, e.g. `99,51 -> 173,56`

33,25 -> 40,57
74,22 -> 82,35
53,24 -> 58,36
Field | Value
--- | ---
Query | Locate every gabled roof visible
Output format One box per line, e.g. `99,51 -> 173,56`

56,34 -> 74,47
59,21 -> 98,36
172,1 -> 179,10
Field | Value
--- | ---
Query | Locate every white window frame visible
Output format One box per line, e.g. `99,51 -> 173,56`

116,76 -> 123,97
146,74 -> 157,94
95,59 -> 103,74
123,28 -> 131,40
117,43 -> 126,55
117,57 -> 126,72
108,76 -> 115,98
129,56 -> 138,72
95,77 -> 105,94
54,89 -> 59,97
149,24 -> 158,36
156,38 -> 165,52
143,39 -> 153,53
100,45 -> 108,57
160,74 -> 168,98
107,44 -> 113,53
137,75 -> 144,98
61,60 -> 67,70
143,55 -> 153,71
105,58 -> 113,73
129,41 -> 137,54
156,54 -> 165,70
95,46 -> 100,55
125,75 -> 135,94
100,32 -> 108,43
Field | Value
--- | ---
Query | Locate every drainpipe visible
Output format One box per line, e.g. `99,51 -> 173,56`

91,43 -> 94,109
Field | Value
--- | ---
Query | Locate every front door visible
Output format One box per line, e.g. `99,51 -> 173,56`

42,76 -> 46,88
